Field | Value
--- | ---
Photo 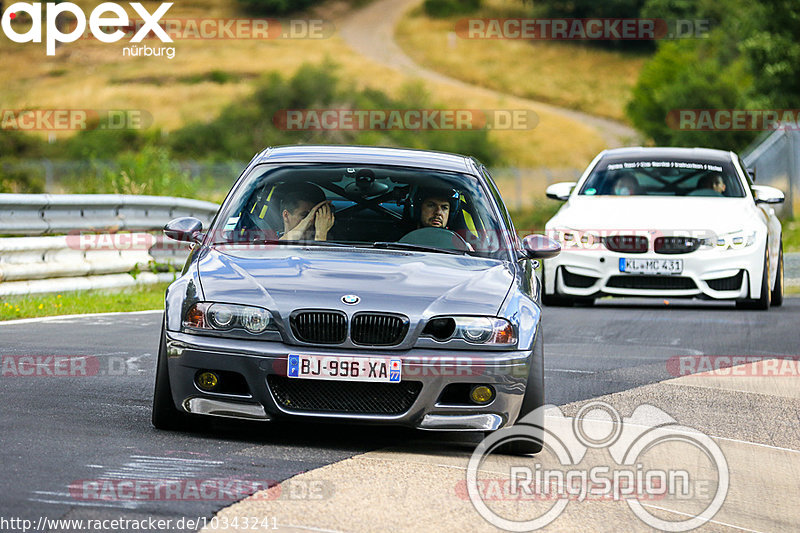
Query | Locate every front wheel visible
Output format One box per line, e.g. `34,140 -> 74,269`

487,326 -> 545,456
152,324 -> 194,430
736,248 -> 771,310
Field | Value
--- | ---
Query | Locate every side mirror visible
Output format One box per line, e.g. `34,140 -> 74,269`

545,182 -> 577,201
164,217 -> 204,243
521,234 -> 561,259
747,168 -> 756,182
751,185 -> 784,204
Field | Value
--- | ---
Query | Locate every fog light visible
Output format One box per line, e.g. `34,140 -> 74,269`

197,371 -> 219,391
470,385 -> 494,405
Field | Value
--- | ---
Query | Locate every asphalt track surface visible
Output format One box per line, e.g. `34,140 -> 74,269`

1,298 -> 798,531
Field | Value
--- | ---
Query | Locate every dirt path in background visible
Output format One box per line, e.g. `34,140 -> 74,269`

337,0 -> 641,148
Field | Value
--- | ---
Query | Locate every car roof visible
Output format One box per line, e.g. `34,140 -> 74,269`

599,146 -> 735,163
255,145 -> 474,173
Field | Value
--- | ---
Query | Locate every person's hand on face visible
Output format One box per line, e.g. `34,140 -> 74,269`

420,198 -> 450,228
282,200 -> 334,241
313,201 -> 334,241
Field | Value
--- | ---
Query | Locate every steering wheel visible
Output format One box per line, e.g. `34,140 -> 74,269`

399,227 -> 471,251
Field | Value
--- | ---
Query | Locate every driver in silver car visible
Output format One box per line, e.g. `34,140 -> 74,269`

415,187 -> 456,229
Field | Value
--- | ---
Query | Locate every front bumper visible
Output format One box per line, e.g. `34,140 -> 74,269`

164,330 -> 532,431
544,244 -> 764,300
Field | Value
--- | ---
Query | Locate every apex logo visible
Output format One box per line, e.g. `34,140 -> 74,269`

1,2 -> 173,55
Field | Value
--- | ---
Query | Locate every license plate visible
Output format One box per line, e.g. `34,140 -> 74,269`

287,355 -> 401,382
619,258 -> 683,275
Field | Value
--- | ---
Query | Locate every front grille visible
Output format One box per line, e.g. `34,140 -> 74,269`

562,269 -> 598,288
706,271 -> 744,291
268,375 -> 422,414
607,275 -> 696,290
351,313 -> 408,346
291,311 -> 347,344
603,235 -> 648,253
654,237 -> 701,254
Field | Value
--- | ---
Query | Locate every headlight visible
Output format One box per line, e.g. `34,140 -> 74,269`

183,303 -> 274,334
240,307 -> 271,333
422,316 -> 516,346
208,304 -> 235,329
714,230 -> 757,250
551,229 -> 600,249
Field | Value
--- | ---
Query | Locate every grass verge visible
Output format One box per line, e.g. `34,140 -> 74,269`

395,0 -> 646,122
0,283 -> 168,321
783,217 -> 800,253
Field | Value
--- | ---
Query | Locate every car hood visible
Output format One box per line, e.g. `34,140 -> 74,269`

547,197 -> 762,234
196,246 -> 514,318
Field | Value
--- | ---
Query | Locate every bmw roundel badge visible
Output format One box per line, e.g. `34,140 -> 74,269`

341,294 -> 360,305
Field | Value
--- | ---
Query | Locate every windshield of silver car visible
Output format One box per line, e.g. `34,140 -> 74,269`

210,164 -> 512,257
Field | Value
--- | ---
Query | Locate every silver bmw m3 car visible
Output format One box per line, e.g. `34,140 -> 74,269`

152,145 -> 559,454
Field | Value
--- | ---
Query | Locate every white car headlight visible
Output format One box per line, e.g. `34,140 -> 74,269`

714,230 -> 757,250
549,228 -> 601,249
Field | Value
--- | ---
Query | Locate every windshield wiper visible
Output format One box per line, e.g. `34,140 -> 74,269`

371,241 -> 467,255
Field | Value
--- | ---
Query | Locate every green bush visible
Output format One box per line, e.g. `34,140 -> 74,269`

0,163 -> 45,193
510,199 -> 561,235
626,39 -> 756,150
237,0 -> 324,15
423,0 -> 482,18
169,61 -> 500,165
65,146 -> 199,197
529,0 -> 645,18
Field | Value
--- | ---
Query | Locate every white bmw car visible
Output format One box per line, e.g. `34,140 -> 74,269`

543,147 -> 785,309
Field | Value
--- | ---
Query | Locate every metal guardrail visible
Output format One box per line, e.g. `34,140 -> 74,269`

0,194 -> 219,235
0,194 -> 220,296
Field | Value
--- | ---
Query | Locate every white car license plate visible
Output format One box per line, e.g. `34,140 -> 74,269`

287,355 -> 401,382
619,258 -> 683,275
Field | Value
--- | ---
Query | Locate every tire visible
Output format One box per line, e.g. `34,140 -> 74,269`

489,326 -> 545,456
736,248 -> 771,310
771,245 -> 783,307
152,324 -> 194,430
541,265 -> 575,307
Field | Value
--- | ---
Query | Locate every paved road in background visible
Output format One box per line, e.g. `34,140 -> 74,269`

337,0 -> 640,147
1,299 -> 798,531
